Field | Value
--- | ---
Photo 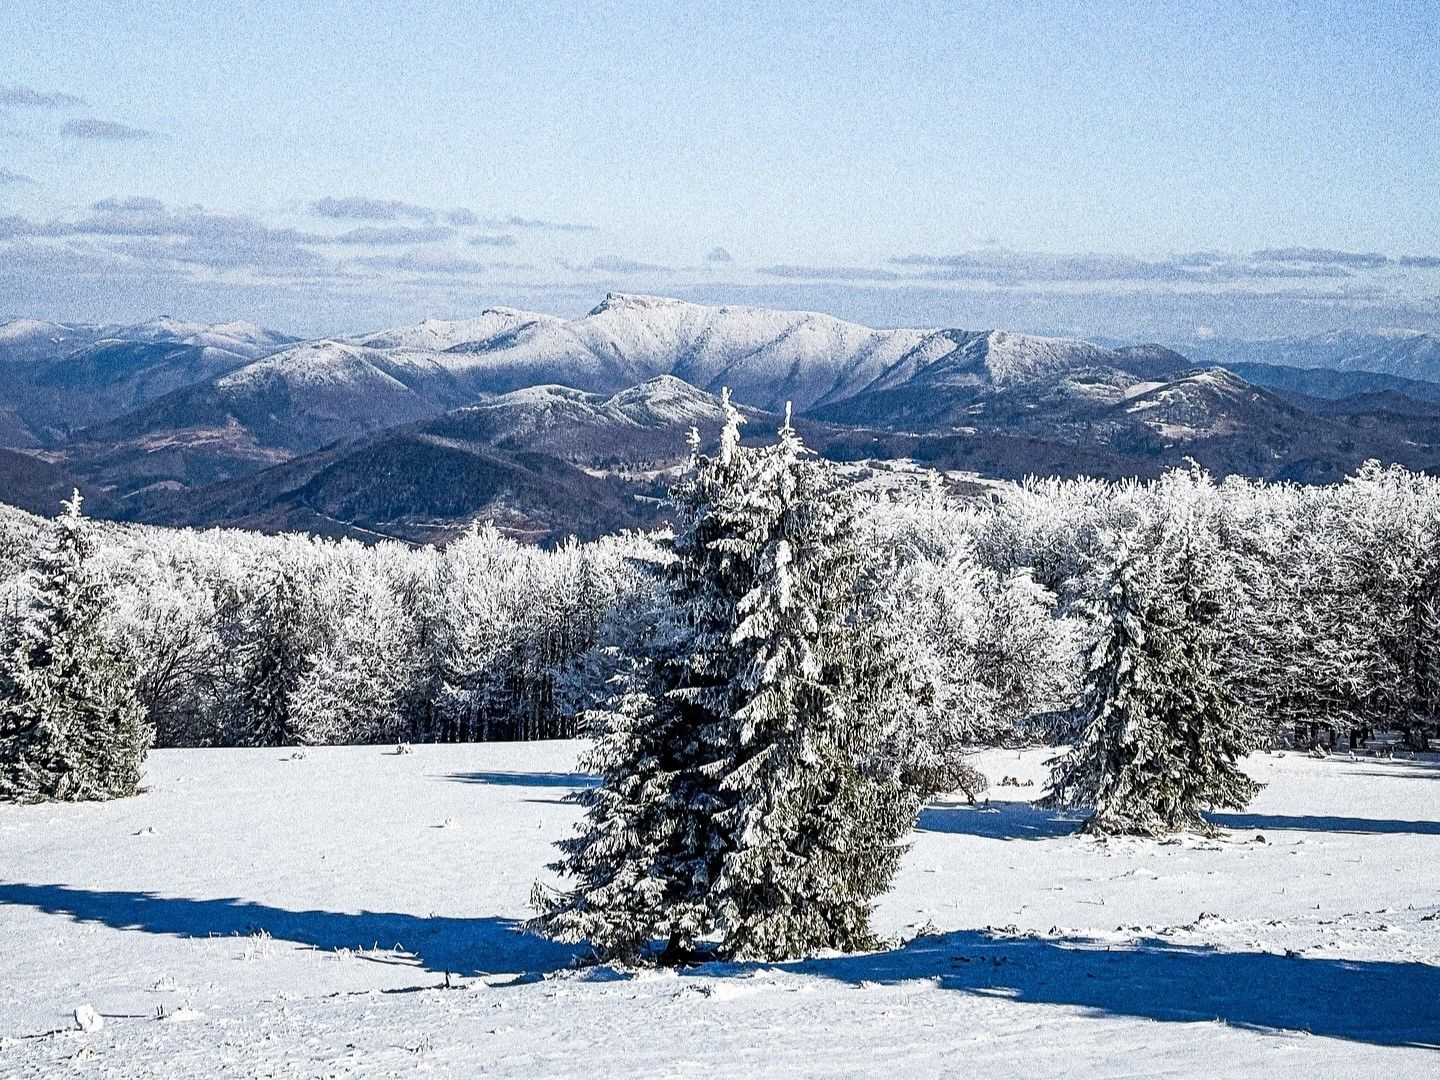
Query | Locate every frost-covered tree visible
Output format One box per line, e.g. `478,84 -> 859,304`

536,402 -> 923,963
1045,503 -> 1260,835
706,414 -> 922,960
532,397 -> 754,962
235,565 -> 316,747
0,494 -> 151,802
289,570 -> 416,744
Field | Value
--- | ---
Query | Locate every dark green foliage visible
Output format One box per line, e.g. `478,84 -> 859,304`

0,494 -> 151,802
1045,506 -> 1260,836
534,402 -> 921,963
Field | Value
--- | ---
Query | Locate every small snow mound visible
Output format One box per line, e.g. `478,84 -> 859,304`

74,1004 -> 103,1032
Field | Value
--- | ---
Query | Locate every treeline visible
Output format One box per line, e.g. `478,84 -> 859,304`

0,457 -> 1437,762
0,512 -> 654,750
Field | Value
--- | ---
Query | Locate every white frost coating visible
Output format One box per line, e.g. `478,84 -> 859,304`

348,308 -> 559,352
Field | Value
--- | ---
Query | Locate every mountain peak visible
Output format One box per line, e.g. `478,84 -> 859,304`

586,292 -> 690,317
0,318 -> 71,342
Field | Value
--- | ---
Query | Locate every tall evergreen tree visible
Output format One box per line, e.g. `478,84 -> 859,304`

0,493 -> 151,802
237,566 -> 314,747
532,392 -> 754,962
1045,507 -> 1260,835
706,412 -> 922,959
535,399 -> 922,962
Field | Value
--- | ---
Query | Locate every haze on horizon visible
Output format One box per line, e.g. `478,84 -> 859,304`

0,0 -> 1437,345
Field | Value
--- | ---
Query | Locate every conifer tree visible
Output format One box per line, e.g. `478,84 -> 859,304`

237,567 -> 314,747
1045,506 -> 1260,835
532,392 -> 755,962
535,399 -> 924,962
706,412 -> 922,959
0,493 -> 151,802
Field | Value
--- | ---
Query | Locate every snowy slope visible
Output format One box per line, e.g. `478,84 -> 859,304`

1190,329 -> 1440,382
0,318 -> 296,448
435,293 -> 946,411
347,309 -> 560,353
1,743 -> 1436,1078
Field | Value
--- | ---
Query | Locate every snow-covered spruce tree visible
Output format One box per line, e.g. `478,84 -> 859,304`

531,393 -> 756,962
1044,503 -> 1260,836
289,570 -> 415,745
236,564 -> 315,747
705,411 -> 924,960
0,493 -> 151,802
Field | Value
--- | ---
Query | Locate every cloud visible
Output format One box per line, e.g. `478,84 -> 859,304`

1398,255 -> 1440,269
502,214 -> 597,233
10,198 -> 325,272
0,85 -> 86,108
354,248 -> 507,275
61,118 -> 158,141
1252,246 -> 1390,268
310,196 -> 435,222
332,224 -> 454,245
444,208 -> 478,226
890,249 -> 1360,286
466,233 -> 517,247
759,263 -> 901,282
705,246 -> 734,263
584,255 -> 674,274
0,167 -> 35,186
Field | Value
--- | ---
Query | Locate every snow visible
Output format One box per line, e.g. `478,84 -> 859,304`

0,318 -> 73,344
2,743 -> 1436,1077
348,310 -> 557,353
215,341 -> 431,392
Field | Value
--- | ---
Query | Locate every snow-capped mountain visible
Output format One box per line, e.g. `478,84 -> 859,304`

0,316 -> 296,446
433,293 -> 945,410
1187,329 -> 1440,382
79,296 -> 1156,473
9,295 -> 1440,535
130,376 -> 799,543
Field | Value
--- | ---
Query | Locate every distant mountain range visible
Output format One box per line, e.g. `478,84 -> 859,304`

4,297 -> 1440,542
1183,329 -> 1440,381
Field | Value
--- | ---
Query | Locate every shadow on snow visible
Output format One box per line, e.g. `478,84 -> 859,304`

0,882 -> 581,978
444,770 -> 598,788
776,928 -> 1440,1049
917,802 -> 1083,840
918,802 -> 1440,839
1206,813 -> 1440,836
3,883 -> 1436,1046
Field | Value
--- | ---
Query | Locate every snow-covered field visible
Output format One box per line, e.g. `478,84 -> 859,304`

2,743 -> 1437,1078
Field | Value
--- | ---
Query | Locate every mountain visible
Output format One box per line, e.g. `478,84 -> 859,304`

57,340 -> 495,495
0,448 -> 113,518
1186,330 -> 1440,382
809,332 -> 1192,431
0,316 -> 295,446
49,299 -> 1110,505
1222,361 -> 1440,408
9,296 -> 1440,541
814,345 -> 1440,485
346,309 -> 558,352
434,293 -> 949,411
127,377 -> 800,543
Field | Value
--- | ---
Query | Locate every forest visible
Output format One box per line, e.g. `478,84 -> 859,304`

2,444 -> 1436,762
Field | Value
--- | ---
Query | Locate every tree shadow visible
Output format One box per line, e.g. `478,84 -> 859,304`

1349,767 -> 1440,781
1204,813 -> 1440,836
445,771 -> 598,788
0,883 -> 580,978
917,802 -> 1084,840
777,929 -> 1440,1048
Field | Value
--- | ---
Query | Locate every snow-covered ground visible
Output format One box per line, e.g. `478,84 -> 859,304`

2,743 -> 1437,1078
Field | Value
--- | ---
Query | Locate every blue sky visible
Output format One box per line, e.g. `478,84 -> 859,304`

1,0 -> 1437,342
